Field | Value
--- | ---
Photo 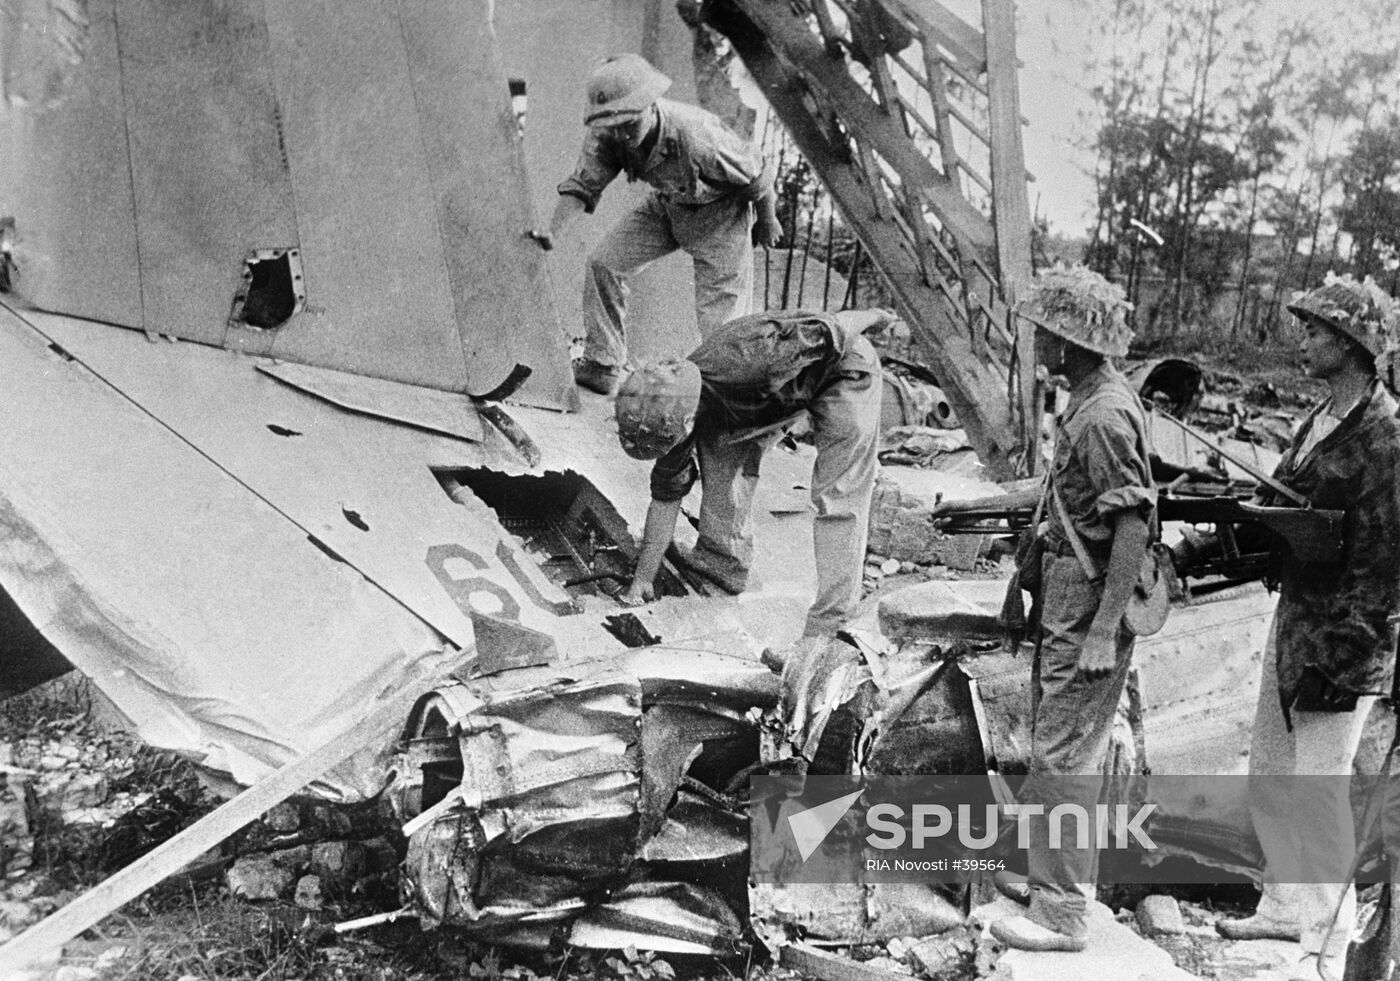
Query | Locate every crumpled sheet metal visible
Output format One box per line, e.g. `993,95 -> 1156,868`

394,651 -> 770,949
777,636 -> 884,771
398,673 -> 642,931
569,881 -> 743,955
773,632 -> 984,778
757,638 -> 981,948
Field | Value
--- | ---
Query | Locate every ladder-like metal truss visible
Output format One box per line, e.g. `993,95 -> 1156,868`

706,0 -> 1037,478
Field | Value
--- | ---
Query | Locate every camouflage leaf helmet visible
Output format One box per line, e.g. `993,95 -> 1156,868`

1286,273 -> 1397,360
1017,264 -> 1134,358
584,54 -> 671,126
615,358 -> 702,460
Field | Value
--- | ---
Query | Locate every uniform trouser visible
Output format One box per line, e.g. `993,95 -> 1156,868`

582,191 -> 754,367
689,340 -> 882,638
1025,550 -> 1136,938
1248,623 -> 1375,958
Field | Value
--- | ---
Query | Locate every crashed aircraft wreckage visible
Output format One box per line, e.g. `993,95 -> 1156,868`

0,0 -> 1375,969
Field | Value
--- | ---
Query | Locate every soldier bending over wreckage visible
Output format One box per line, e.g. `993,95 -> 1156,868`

613,308 -> 893,640
988,266 -> 1157,953
532,54 -> 781,395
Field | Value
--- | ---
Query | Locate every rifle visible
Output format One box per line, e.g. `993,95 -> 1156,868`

933,489 -> 1344,582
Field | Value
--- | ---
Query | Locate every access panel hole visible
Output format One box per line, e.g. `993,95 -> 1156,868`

433,467 -> 689,603
234,252 -> 299,329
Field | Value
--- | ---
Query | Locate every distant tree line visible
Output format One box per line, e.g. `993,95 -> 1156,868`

1073,0 -> 1400,344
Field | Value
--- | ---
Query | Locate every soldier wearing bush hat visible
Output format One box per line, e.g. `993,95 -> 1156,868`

615,307 -> 893,640
533,54 -> 783,395
991,265 -> 1157,953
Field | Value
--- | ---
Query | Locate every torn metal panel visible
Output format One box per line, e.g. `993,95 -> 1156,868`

569,881 -> 743,955
467,612 -> 558,677
866,658 -> 986,776
396,674 -> 642,932
618,646 -> 780,709
394,650 -> 771,946
640,791 -> 746,863
777,637 -> 882,770
960,653 -> 1034,776
257,361 -> 486,444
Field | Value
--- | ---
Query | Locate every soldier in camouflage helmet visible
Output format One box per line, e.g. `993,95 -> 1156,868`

991,265 -> 1157,953
1215,275 -> 1400,979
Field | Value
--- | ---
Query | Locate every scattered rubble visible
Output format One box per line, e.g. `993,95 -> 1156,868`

226,856 -> 293,901
867,477 -> 986,571
293,874 -> 324,910
1137,895 -> 1187,937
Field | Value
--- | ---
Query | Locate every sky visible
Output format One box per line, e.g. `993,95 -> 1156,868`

1016,1 -> 1100,236
1006,0 -> 1367,238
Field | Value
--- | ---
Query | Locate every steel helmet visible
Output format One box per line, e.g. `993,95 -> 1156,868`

615,358 -> 702,460
1286,273 -> 1396,360
1017,264 -> 1134,358
584,54 -> 671,126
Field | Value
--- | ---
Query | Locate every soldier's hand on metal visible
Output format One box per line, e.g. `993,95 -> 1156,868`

525,228 -> 554,251
1077,633 -> 1117,679
754,216 -> 784,249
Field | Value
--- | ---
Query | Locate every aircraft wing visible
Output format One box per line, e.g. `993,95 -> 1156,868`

0,299 -> 629,796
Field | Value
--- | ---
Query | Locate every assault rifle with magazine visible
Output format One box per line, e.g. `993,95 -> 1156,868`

932,486 -> 1344,587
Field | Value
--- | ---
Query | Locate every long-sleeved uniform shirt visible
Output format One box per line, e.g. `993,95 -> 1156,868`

649,311 -> 876,502
1262,379 -> 1400,702
1045,362 -> 1156,561
558,98 -> 771,212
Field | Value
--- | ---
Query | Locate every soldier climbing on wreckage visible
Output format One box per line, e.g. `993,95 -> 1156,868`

529,53 -> 783,395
